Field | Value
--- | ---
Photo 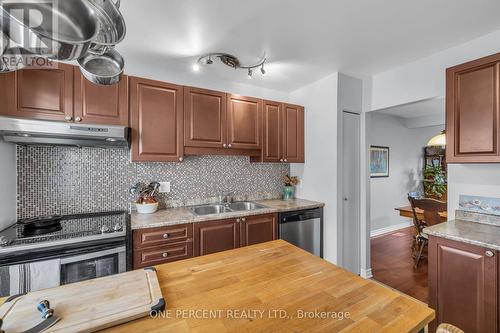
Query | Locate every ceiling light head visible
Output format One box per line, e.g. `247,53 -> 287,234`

192,63 -> 200,72
260,64 -> 266,76
247,68 -> 252,79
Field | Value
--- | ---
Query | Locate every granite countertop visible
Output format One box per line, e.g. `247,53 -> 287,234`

424,219 -> 500,250
131,198 -> 324,230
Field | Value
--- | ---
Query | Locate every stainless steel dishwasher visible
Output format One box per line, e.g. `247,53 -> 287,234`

279,208 -> 323,257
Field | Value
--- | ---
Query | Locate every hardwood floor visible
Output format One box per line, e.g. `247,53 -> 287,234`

371,226 -> 428,303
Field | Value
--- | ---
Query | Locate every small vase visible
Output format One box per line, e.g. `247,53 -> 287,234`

283,186 -> 295,200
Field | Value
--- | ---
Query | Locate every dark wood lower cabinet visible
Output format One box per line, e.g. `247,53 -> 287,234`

240,214 -> 277,246
133,242 -> 193,268
428,236 -> 497,333
194,219 -> 240,256
133,214 -> 278,268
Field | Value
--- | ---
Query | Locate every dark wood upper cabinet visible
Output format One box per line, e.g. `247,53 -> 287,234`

227,94 -> 262,149
74,68 -> 129,126
130,76 -> 183,162
283,103 -> 305,163
240,214 -> 277,247
0,71 -> 15,116
429,236 -> 497,333
1,64 -> 74,121
261,100 -> 282,162
193,219 -> 239,257
184,87 -> 227,148
446,53 -> 500,163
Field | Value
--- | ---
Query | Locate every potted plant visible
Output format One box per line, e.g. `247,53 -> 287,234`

283,175 -> 299,200
131,182 -> 160,214
423,165 -> 447,200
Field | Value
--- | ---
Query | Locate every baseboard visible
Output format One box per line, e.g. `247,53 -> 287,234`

360,268 -> 373,279
370,221 -> 413,238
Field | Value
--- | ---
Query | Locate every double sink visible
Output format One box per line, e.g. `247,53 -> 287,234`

189,201 -> 268,216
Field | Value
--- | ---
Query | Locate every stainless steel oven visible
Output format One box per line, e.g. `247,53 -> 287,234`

0,245 -> 126,296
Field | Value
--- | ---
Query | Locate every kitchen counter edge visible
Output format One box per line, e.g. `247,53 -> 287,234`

131,199 -> 324,230
424,219 -> 500,251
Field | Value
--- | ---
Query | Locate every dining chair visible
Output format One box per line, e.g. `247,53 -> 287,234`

408,195 -> 447,268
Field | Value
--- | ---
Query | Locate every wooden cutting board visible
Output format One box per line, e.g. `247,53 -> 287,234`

0,267 -> 164,333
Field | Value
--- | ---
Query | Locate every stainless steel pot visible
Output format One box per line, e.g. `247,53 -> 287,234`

0,32 -> 26,73
0,0 -> 99,61
87,0 -> 126,55
77,48 -> 124,85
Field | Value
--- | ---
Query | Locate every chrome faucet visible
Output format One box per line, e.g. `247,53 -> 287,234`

218,191 -> 234,204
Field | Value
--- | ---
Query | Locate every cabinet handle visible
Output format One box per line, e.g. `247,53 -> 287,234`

280,159 -> 283,162
75,117 -> 82,122
284,159 -> 288,162
236,218 -> 240,222
228,144 -> 232,148
64,115 -> 72,122
485,250 -> 494,257
223,144 -> 227,148
179,157 -> 183,162
162,252 -> 168,258
162,233 -> 169,239
241,217 -> 246,222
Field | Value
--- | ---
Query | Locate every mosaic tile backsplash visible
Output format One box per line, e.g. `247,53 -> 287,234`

17,146 -> 289,219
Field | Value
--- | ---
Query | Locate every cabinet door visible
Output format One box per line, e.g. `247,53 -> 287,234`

240,214 -> 277,247
446,54 -> 500,163
282,103 -> 305,163
74,69 -> 129,126
227,94 -> 262,149
6,63 -> 74,121
184,87 -> 226,148
0,71 -> 15,115
130,77 -> 183,162
193,219 -> 239,256
428,236 -> 497,333
262,101 -> 282,162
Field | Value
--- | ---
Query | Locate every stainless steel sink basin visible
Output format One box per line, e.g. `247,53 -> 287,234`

189,201 -> 267,216
228,201 -> 267,211
190,204 -> 231,216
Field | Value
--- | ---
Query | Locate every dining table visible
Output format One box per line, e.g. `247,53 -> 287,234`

395,206 -> 448,222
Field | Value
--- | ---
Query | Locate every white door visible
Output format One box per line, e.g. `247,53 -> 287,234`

342,111 -> 360,274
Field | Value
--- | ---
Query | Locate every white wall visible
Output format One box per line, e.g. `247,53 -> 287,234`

368,113 -> 444,232
371,29 -> 500,110
448,164 -> 500,218
289,73 -> 339,263
0,139 -> 16,231
370,29 -> 500,221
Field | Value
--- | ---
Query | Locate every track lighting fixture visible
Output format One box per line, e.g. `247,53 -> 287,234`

193,52 -> 267,78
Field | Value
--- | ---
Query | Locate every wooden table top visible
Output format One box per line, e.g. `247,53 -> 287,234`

396,205 -> 448,220
103,240 -> 434,333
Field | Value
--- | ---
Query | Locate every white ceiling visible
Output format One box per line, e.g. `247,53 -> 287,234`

376,98 -> 445,119
118,0 -> 500,93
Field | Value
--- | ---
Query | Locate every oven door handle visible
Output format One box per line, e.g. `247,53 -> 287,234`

59,246 -> 126,265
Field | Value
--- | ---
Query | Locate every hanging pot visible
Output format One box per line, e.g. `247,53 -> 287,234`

87,0 -> 126,55
0,0 -> 99,60
77,48 -> 124,85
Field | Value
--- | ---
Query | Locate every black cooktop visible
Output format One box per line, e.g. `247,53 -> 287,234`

0,211 -> 128,250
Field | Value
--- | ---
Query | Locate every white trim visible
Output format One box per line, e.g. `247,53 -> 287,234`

370,221 -> 413,238
360,268 -> 373,279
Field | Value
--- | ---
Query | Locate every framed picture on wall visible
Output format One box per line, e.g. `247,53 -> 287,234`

370,146 -> 389,178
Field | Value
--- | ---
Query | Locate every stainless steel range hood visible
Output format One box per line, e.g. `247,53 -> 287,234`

0,117 -> 129,148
